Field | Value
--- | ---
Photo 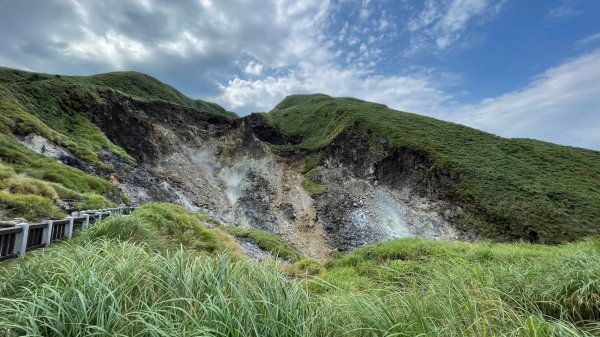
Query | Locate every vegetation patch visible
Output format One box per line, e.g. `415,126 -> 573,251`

287,258 -> 324,277
4,176 -> 58,201
301,168 -> 327,196
0,143 -> 114,221
0,192 -> 63,221
224,226 -> 303,262
0,135 -> 111,194
130,203 -> 243,256
320,237 -> 600,324
86,71 -> 237,118
301,178 -> 327,196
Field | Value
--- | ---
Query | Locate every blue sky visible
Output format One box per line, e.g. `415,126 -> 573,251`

0,0 -> 599,150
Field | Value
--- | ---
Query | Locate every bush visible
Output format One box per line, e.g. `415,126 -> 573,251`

288,258 -> 324,276
0,134 -> 112,194
0,161 -> 15,180
131,203 -> 243,256
301,177 -> 327,196
224,226 -> 303,262
0,191 -> 62,221
4,176 -> 58,200
77,192 -> 115,210
80,216 -> 161,245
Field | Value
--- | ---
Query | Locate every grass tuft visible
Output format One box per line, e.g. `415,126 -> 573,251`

223,226 -> 303,262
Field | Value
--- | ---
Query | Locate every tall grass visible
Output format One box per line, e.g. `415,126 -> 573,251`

0,240 -> 326,337
1,237 -> 598,336
0,206 -> 598,336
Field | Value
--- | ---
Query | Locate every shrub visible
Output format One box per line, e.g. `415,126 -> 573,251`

301,178 -> 327,196
288,258 -> 324,276
77,192 -> 115,210
0,191 -> 62,221
0,161 -> 15,180
224,226 -> 303,262
4,176 -> 58,200
131,203 -> 243,256
80,216 -> 161,245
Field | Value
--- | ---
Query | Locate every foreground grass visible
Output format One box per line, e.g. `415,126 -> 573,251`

1,206 -> 599,336
319,238 -> 600,325
2,238 -> 597,337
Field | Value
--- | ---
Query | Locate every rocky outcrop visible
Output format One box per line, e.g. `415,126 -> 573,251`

18,134 -> 96,173
309,126 -> 462,252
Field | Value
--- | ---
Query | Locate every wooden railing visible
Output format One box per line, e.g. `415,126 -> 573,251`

0,207 -> 135,262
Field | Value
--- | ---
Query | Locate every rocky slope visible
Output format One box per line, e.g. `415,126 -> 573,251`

10,87 -> 463,259
82,96 -> 470,259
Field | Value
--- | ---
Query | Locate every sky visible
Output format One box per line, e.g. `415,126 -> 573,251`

0,0 -> 599,150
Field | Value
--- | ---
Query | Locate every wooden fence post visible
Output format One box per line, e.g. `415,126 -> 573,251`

14,223 -> 29,257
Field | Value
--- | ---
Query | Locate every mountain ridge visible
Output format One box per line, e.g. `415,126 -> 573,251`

1,67 -> 599,248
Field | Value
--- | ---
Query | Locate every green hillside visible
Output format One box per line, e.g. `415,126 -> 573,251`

86,71 -> 237,118
0,67 -> 235,221
0,67 -> 236,119
265,94 -> 600,243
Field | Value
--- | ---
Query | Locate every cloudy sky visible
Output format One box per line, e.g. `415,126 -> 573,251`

1,0 -> 599,150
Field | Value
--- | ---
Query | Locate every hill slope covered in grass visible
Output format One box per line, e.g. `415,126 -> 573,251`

0,67 -> 235,221
1,204 -> 598,336
0,128 -> 117,221
0,67 -> 233,169
265,94 -> 600,243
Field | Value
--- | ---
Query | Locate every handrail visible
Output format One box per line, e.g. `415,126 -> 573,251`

0,207 -> 136,261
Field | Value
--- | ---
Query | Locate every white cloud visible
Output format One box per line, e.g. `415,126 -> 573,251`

216,61 -> 452,114
548,1 -> 581,19
0,0 -> 332,90
243,61 -> 265,75
406,0 -> 505,54
454,49 -> 600,149
575,33 -> 600,49
61,29 -> 151,68
359,0 -> 371,20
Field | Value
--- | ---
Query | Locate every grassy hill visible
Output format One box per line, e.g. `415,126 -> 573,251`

86,71 -> 237,118
265,94 -> 600,243
0,68 -> 599,335
1,67 -> 236,118
1,204 -> 598,336
0,67 -> 234,221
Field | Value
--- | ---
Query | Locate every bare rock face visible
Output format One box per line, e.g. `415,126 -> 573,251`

145,122 -> 332,260
311,126 -> 461,252
106,113 -> 465,258
17,134 -> 95,173
30,91 -> 471,260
